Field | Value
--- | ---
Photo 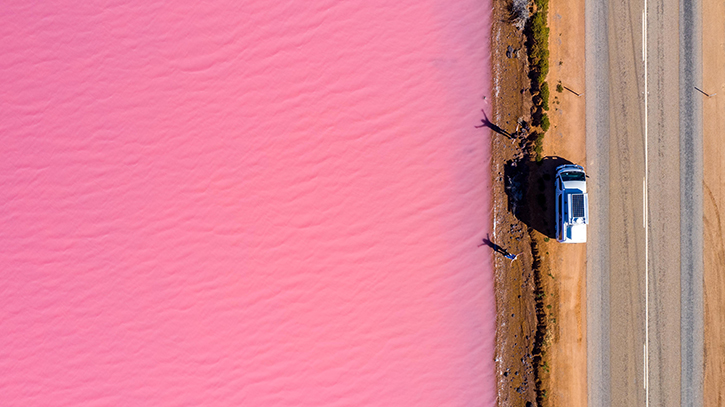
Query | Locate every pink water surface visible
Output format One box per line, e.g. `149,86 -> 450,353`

0,1 -> 494,405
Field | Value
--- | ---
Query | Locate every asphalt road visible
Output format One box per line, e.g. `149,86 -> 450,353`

585,0 -> 703,405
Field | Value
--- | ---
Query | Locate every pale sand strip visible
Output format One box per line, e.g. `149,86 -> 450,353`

541,0 -> 588,404
702,0 -> 725,404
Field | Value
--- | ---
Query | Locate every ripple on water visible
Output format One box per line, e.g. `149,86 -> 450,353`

0,0 -> 494,405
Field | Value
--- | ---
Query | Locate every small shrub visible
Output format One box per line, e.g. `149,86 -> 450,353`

534,132 -> 545,162
556,83 -> 563,93
525,0 -> 551,170
537,57 -> 549,84
540,114 -> 550,132
534,0 -> 549,13
528,11 -> 549,85
540,82 -> 550,110
531,13 -> 549,46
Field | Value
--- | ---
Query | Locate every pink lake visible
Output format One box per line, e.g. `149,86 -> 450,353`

0,1 -> 494,406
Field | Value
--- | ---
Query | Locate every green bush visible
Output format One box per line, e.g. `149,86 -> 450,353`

540,114 -> 550,132
556,83 -> 563,92
534,0 -> 549,13
540,82 -> 550,110
532,13 -> 549,40
534,132 -> 545,162
538,58 -> 549,84
529,12 -> 549,85
525,0 -> 551,166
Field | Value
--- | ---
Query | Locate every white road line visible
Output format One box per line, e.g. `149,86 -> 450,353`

644,343 -> 648,389
642,13 -> 646,62
642,3 -> 649,407
643,179 -> 647,228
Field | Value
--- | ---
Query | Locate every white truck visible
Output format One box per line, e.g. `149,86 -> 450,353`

555,164 -> 589,243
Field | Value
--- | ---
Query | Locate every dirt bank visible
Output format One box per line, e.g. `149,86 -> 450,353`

489,0 -> 537,405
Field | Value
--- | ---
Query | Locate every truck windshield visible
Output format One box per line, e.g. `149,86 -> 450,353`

560,171 -> 585,181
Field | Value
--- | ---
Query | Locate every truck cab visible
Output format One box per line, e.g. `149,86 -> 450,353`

555,164 -> 589,243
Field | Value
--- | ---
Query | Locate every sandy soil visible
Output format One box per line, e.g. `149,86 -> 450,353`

537,0 -> 588,405
490,0 -> 587,405
701,0 -> 725,405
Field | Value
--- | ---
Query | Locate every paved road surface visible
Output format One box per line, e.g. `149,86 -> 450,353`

585,0 -> 703,405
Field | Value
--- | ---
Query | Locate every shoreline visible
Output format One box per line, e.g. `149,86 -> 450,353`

489,0 -> 538,404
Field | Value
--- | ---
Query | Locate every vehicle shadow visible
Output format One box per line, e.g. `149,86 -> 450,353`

504,156 -> 575,238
